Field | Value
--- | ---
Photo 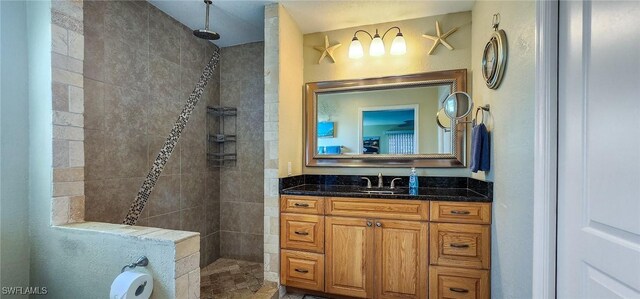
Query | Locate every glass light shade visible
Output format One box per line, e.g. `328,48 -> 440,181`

369,35 -> 386,57
348,38 -> 364,59
390,34 -> 406,56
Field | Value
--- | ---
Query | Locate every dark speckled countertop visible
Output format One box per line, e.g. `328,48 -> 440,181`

281,184 -> 492,202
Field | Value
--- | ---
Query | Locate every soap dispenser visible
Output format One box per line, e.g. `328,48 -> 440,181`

409,167 -> 418,195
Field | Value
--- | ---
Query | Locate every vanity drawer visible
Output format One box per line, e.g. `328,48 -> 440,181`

281,213 -> 324,253
281,195 -> 324,215
326,197 -> 429,221
430,201 -> 491,224
430,223 -> 490,269
429,266 -> 489,299
280,250 -> 325,292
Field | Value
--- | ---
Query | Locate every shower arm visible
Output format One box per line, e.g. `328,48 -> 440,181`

204,0 -> 212,30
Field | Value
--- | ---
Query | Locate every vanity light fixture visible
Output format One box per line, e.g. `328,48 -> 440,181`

348,27 -> 406,59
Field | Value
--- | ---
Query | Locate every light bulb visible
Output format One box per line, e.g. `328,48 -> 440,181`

348,37 -> 364,59
369,33 -> 385,57
390,33 -> 406,55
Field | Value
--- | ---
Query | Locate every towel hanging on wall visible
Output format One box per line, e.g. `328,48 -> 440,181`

470,108 -> 490,172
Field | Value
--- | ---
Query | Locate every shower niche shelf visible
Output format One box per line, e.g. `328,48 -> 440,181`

207,106 -> 237,167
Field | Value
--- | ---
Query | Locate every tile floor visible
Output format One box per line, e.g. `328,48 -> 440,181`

200,258 -> 265,299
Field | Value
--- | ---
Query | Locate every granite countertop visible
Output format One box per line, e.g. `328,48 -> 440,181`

281,184 -> 492,202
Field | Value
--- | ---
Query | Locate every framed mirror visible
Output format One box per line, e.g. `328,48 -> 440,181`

305,69 -> 468,167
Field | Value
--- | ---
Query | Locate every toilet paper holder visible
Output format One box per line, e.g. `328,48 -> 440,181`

121,256 -> 149,273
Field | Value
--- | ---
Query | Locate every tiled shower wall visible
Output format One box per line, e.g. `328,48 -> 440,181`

219,42 -> 265,263
82,1 -> 221,266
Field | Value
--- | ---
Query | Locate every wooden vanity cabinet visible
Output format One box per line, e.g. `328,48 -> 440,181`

280,195 -> 492,299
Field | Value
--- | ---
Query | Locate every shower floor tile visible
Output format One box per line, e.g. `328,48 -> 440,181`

200,258 -> 264,299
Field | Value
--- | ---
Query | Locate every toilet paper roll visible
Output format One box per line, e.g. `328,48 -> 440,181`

110,271 -> 153,299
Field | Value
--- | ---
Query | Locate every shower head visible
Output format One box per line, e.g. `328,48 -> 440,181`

193,29 -> 220,40
193,0 -> 220,40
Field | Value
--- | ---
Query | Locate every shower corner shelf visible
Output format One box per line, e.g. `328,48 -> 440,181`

207,106 -> 237,168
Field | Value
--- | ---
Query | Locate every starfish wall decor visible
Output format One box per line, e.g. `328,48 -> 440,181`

314,35 -> 341,64
422,21 -> 459,55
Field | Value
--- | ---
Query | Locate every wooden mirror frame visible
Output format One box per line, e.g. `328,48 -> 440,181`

305,69 -> 468,168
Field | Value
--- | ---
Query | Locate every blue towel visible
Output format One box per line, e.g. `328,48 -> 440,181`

470,123 -> 490,172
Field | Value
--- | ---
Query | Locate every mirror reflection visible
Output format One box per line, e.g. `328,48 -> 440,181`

316,85 -> 454,156
444,92 -> 473,119
436,108 -> 452,131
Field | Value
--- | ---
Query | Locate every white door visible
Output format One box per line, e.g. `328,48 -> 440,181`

557,0 -> 640,298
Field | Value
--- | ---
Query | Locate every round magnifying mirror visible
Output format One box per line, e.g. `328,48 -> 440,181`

436,108 -> 451,130
443,92 -> 474,119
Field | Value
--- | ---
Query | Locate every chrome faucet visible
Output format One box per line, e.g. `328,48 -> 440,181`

390,178 -> 402,189
361,177 -> 372,189
377,173 -> 383,188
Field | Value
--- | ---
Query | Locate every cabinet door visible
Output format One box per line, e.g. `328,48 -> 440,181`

375,219 -> 428,299
325,216 -> 374,298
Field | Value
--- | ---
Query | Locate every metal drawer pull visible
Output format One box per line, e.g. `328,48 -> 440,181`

450,243 -> 470,248
294,203 -> 310,207
294,268 -> 309,273
376,222 -> 382,227
449,287 -> 469,293
450,210 -> 470,215
366,221 -> 373,227
294,231 -> 309,236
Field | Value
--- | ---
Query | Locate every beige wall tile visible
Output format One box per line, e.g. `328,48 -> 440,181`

53,181 -> 84,197
69,86 -> 84,113
68,140 -> 84,167
187,269 -> 200,299
53,111 -> 83,127
52,196 -> 70,225
175,274 -> 189,299
52,53 -> 83,74
53,67 -> 83,87
53,82 -> 69,112
68,30 -> 84,60
69,195 -> 85,223
52,24 -> 68,55
53,139 -> 69,168
52,0 -> 83,21
175,236 -> 200,261
53,125 -> 84,141
52,10 -> 83,34
53,167 -> 84,182
175,252 -> 199,278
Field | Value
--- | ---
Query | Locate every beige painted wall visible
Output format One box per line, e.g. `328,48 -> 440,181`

302,11 -> 473,176
317,87 -> 442,154
277,6 -> 304,177
304,11 -> 472,83
470,1 -> 536,297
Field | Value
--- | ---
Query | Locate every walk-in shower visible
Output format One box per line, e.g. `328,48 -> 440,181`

82,1 -> 265,297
